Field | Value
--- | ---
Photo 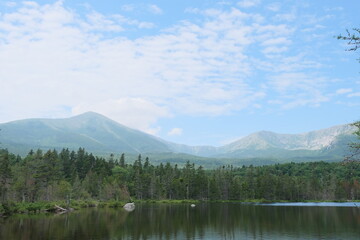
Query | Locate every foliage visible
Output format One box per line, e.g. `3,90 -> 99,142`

337,28 -> 360,160
337,28 -> 360,52
1,147 -> 360,216
337,28 -> 360,62
345,121 -> 360,161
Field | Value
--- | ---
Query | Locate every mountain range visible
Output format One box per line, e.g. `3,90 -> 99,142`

0,112 -> 356,166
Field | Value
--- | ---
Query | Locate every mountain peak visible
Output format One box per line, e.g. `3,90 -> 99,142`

0,111 -> 171,155
69,112 -> 121,126
72,111 -> 107,119
256,130 -> 277,136
222,124 -> 355,154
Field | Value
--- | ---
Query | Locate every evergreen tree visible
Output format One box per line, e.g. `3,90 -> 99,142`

345,121 -> 360,161
133,154 -> 143,199
0,149 -> 12,202
1,147 -> 360,203
119,153 -> 125,167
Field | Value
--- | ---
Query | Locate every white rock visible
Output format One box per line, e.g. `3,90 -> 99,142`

123,202 -> 135,212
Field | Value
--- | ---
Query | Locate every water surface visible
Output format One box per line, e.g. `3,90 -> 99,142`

1,203 -> 359,239
261,202 -> 360,207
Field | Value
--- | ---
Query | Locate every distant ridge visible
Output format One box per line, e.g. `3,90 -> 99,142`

0,112 -> 356,163
219,124 -> 355,158
0,112 -> 171,155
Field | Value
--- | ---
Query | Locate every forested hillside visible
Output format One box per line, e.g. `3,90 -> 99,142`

1,148 -> 359,204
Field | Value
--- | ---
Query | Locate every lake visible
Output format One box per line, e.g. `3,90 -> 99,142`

1,202 -> 359,239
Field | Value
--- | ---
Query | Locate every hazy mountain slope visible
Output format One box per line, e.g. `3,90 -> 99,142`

165,124 -> 356,159
219,124 -> 356,158
0,112 -> 171,155
0,112 -> 356,163
164,141 -> 222,157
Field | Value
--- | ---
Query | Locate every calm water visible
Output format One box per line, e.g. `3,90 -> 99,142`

1,203 -> 359,240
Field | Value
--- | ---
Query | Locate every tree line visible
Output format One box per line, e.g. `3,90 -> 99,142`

0,147 -> 360,203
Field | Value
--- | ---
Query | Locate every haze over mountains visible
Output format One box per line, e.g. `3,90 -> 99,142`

0,112 -> 356,164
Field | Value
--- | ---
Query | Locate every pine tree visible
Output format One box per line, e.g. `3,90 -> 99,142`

0,149 -> 12,202
120,153 -> 125,167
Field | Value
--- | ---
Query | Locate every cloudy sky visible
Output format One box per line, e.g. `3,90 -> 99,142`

0,0 -> 359,146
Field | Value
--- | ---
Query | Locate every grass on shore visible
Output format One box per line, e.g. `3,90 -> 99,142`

2,198 -> 359,216
0,199 -> 128,216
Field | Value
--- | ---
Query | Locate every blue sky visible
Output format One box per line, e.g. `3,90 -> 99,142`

0,0 -> 359,146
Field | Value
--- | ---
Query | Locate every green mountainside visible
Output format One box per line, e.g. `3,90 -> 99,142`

0,112 -> 171,156
0,112 -> 356,165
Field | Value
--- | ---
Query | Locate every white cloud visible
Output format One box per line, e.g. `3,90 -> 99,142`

121,4 -> 134,12
262,46 -> 288,54
267,3 -> 281,12
237,0 -> 260,8
5,2 -> 17,7
184,8 -> 200,14
138,22 -> 155,29
274,13 -> 296,22
269,72 -> 329,109
261,37 -> 291,46
148,4 -> 163,15
121,3 -> 163,15
0,1 -> 342,131
22,1 -> 39,7
168,128 -> 183,136
217,1 -> 232,6
268,100 -> 283,105
84,11 -> 123,32
324,7 -> 343,12
146,127 -> 162,136
336,88 -> 352,95
348,92 -> 360,98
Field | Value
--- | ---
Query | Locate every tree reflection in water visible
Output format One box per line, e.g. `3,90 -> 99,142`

1,203 -> 359,240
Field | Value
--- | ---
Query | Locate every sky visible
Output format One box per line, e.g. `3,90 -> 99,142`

0,0 -> 359,146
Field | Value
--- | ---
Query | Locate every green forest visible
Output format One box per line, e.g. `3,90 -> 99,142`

1,147 -> 360,212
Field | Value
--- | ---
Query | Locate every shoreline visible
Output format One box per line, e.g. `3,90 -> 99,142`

2,199 -> 360,217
